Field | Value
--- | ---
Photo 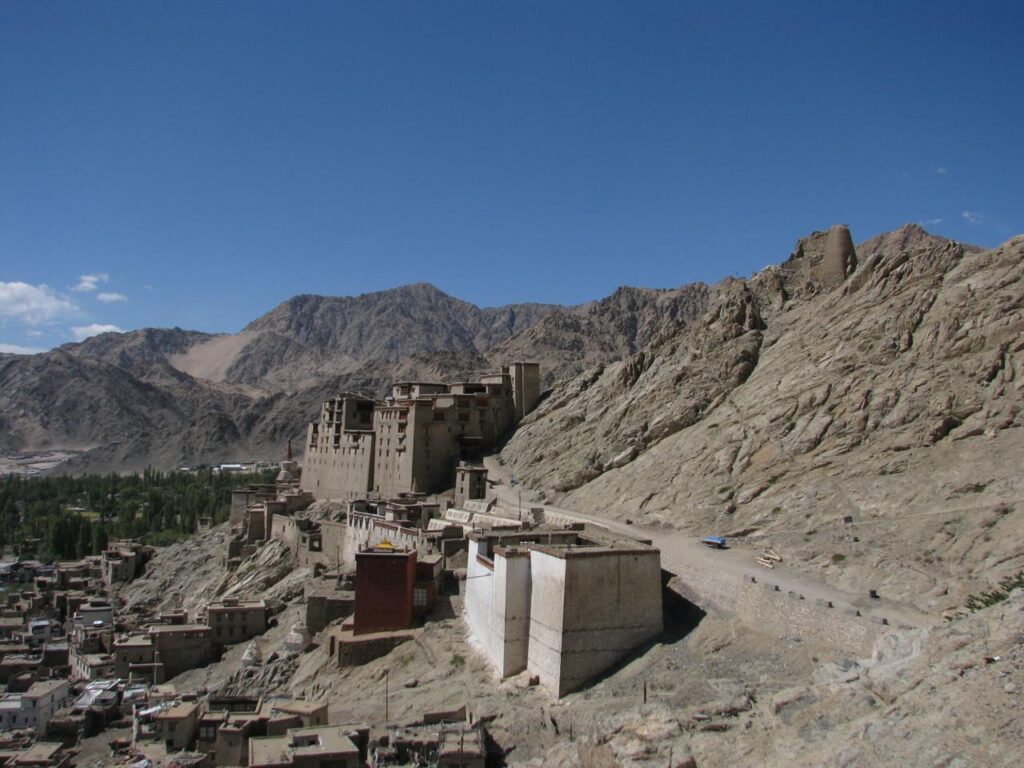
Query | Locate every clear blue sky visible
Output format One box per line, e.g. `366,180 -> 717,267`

2,1 -> 1021,352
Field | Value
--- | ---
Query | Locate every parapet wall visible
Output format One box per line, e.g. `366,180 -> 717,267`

737,579 -> 880,656
676,567 -> 883,657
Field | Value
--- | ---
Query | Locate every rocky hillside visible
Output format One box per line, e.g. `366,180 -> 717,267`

219,283 -> 559,390
2,279 -> 711,472
502,225 -> 1024,607
490,283 -> 711,385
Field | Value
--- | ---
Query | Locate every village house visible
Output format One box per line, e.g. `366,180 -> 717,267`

248,725 -> 361,768
205,598 -> 268,646
101,542 -> 149,586
0,680 -> 70,733
0,740 -> 74,767
453,462 -> 488,510
193,695 -> 329,766
150,701 -> 201,751
113,624 -> 214,682
376,721 -> 486,768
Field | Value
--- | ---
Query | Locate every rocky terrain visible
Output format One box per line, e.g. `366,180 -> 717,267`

107,497 -> 1024,768
0,275 -> 711,473
501,224 -> 1024,612
490,283 -> 711,386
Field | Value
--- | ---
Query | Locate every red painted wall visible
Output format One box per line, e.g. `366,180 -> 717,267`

353,549 -> 416,635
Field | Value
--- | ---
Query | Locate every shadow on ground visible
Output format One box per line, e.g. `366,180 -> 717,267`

576,567 -> 706,692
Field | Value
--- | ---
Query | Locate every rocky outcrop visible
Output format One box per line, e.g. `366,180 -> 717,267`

490,283 -> 711,385
502,229 -> 1024,606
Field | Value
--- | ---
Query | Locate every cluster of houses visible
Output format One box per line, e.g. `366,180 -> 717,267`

123,696 -> 485,768
0,361 -> 666,766
228,364 -> 665,701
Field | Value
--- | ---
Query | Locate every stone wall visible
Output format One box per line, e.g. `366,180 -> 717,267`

551,548 -> 663,697
494,550 -> 532,676
306,591 -> 355,633
675,568 -> 882,657
301,429 -> 375,501
738,578 -> 880,656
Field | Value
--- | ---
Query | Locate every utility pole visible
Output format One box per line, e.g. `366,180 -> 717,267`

384,668 -> 389,722
643,679 -> 647,704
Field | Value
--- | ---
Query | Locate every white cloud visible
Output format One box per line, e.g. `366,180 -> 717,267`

0,282 -> 78,325
96,292 -> 128,303
962,210 -> 984,225
922,218 -> 943,225
71,323 -> 123,341
0,343 -> 45,355
71,273 -> 110,293
935,167 -> 947,175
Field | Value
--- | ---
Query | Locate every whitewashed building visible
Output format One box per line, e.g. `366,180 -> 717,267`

465,525 -> 663,697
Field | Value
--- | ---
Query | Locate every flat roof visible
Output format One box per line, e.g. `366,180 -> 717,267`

116,635 -> 152,646
249,727 -> 358,766
266,699 -> 325,716
148,623 -> 210,634
530,543 -> 661,559
208,599 -> 266,609
25,680 -> 67,696
15,742 -> 63,761
156,701 -> 199,720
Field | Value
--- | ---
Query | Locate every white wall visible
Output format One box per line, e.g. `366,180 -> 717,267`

556,550 -> 663,697
467,540 -> 664,698
464,539 -> 496,668
526,551 -> 568,696
494,553 -> 531,676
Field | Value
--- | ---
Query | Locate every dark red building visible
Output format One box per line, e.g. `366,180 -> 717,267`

353,545 -> 417,635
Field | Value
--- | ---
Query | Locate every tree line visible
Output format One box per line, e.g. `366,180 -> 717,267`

0,468 -> 276,562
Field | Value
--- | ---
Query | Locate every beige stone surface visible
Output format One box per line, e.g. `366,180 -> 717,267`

502,226 -> 1024,610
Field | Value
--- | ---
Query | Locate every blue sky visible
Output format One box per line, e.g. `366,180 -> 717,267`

2,1 -> 1021,353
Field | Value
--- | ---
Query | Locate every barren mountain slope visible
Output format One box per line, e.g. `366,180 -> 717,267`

59,326 -> 216,379
48,350 -> 492,474
489,283 -> 711,385
221,283 -> 558,390
0,350 -> 250,456
502,225 -> 1024,609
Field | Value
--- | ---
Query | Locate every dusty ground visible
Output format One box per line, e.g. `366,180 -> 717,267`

111,498 -> 1024,768
0,449 -> 87,475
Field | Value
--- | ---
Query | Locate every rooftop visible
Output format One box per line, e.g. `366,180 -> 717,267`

25,680 -> 67,697
249,726 -> 358,766
208,598 -> 267,610
155,701 -> 199,720
148,623 -> 211,634
13,742 -> 63,763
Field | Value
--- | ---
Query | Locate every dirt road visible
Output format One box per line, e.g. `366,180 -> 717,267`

482,455 -> 937,630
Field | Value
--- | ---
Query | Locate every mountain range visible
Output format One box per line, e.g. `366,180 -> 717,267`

4,221 -> 1022,608
0,277 -> 709,472
500,223 -> 1024,611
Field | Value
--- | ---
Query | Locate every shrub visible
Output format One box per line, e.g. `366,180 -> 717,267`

966,571 -> 1024,612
